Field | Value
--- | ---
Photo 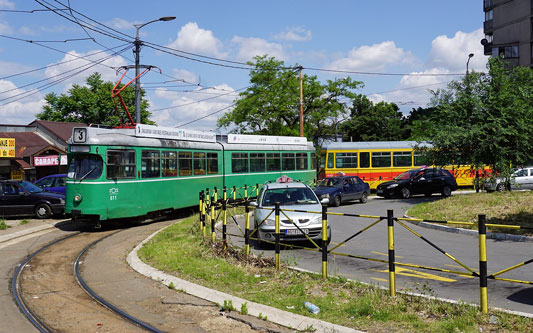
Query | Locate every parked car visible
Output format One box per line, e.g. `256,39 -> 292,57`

314,175 -> 370,206
376,167 -> 458,199
0,180 -> 65,218
250,177 -> 330,246
34,173 -> 66,194
484,167 -> 533,192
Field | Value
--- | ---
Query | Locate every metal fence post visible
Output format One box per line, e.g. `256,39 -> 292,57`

244,184 -> 248,200
245,199 -> 250,258
210,192 -> 215,243
256,183 -> 259,197
275,202 -> 281,270
322,203 -> 328,279
203,188 -> 209,238
199,191 -> 204,235
478,214 -> 488,313
223,187 -> 227,247
387,209 -> 396,296
233,185 -> 236,201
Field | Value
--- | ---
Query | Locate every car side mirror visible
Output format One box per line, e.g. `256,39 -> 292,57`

249,201 -> 258,207
320,198 -> 330,205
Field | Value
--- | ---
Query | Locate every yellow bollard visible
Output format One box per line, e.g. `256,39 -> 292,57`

478,214 -> 488,313
322,204 -> 328,279
387,209 -> 396,296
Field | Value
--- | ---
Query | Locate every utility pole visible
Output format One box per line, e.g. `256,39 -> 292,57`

299,66 -> 304,137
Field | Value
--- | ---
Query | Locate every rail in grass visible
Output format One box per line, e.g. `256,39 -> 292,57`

65,124 -> 316,225
200,192 -> 533,314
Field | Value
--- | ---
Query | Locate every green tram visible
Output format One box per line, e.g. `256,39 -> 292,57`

66,125 -> 316,224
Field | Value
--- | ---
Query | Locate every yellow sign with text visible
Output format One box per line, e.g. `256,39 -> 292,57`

11,170 -> 23,180
0,138 -> 15,157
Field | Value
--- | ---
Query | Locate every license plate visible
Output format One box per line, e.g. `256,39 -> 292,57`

285,229 -> 308,235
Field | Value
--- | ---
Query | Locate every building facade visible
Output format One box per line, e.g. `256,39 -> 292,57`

483,0 -> 533,67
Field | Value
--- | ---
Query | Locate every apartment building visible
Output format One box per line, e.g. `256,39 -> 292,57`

483,0 -> 533,67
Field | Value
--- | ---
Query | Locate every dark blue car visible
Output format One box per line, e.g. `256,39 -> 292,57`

314,176 -> 370,206
34,174 -> 66,194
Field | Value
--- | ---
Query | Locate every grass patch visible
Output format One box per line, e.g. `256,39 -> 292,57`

138,213 -> 533,332
20,219 -> 29,225
0,220 -> 10,230
407,191 -> 533,236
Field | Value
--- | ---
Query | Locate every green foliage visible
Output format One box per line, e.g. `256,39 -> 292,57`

240,302 -> 248,315
168,281 -> 175,290
0,220 -> 8,230
222,300 -> 236,312
417,58 -> 533,177
217,55 -> 362,143
19,219 -> 29,225
339,95 -> 408,141
37,72 -> 155,127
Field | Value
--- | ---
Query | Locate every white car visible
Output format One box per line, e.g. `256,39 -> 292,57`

484,167 -> 533,192
250,178 -> 330,247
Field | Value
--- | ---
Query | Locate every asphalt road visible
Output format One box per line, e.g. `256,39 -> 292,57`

228,194 -> 533,315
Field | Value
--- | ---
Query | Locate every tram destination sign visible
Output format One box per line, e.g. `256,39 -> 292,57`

135,124 -> 216,143
228,134 -> 307,145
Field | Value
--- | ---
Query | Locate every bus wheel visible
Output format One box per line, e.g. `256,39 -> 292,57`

401,188 -> 411,199
333,195 -> 341,207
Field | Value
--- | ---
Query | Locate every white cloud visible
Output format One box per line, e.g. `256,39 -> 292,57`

108,18 -> 139,30
427,28 -> 487,73
0,21 -> 12,34
0,79 -> 45,124
167,22 -> 226,57
273,27 -> 312,42
327,41 -> 415,72
231,36 -> 286,62
0,0 -> 15,9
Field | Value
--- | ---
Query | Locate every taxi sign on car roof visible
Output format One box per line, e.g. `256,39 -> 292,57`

276,175 -> 293,183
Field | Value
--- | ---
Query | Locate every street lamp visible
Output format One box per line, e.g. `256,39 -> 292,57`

466,53 -> 474,74
133,16 -> 176,124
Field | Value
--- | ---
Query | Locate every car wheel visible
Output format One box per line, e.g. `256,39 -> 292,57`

400,188 -> 411,199
441,186 -> 452,197
35,203 -> 52,219
495,183 -> 505,192
333,195 -> 341,207
360,192 -> 368,203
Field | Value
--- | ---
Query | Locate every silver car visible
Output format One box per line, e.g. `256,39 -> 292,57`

250,181 -> 330,246
484,167 -> 533,192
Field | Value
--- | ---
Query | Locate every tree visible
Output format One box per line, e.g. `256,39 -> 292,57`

339,95 -> 408,141
37,72 -> 154,126
217,56 -> 362,143
415,57 -> 533,178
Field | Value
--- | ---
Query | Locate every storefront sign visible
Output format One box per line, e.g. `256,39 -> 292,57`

11,169 -> 23,180
0,138 -> 15,157
34,155 -> 68,166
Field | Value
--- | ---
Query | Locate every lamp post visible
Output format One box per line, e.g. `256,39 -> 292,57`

466,53 -> 474,74
133,16 -> 176,124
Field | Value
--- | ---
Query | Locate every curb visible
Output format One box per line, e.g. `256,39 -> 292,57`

0,223 -> 57,243
403,216 -> 533,243
127,223 -> 361,333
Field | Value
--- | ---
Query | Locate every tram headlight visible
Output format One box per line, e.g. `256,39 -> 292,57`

73,193 -> 83,203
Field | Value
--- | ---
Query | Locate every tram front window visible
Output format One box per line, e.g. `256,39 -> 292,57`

67,154 -> 103,180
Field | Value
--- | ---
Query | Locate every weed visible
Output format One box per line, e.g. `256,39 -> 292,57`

258,312 -> 268,321
240,302 -> 248,315
20,219 -> 29,225
221,300 -> 236,312
168,282 -> 175,290
0,221 -> 9,230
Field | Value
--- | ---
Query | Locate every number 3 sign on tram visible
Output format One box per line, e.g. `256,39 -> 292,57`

73,128 -> 86,143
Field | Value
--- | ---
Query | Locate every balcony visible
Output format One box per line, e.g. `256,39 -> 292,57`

484,20 -> 493,33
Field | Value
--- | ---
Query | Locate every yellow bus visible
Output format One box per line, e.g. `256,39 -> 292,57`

319,141 -> 482,190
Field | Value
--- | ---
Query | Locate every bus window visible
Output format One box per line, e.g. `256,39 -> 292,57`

161,151 -> 177,177
360,152 -> 370,168
232,153 -> 248,173
393,151 -> 412,167
179,152 -> 192,176
193,152 -> 206,175
142,150 -> 160,178
311,153 -> 316,170
250,153 -> 266,172
207,152 -> 218,174
282,153 -> 295,171
319,153 -> 326,168
372,152 -> 391,168
414,153 -> 430,166
327,153 -> 334,168
267,153 -> 280,171
296,153 -> 308,170
107,150 -> 136,179
335,152 -> 357,168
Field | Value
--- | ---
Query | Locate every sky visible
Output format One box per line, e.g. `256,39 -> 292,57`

0,0 -> 489,132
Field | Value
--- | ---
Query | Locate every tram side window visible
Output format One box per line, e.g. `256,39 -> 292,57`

335,152 -> 357,168
266,153 -> 280,171
179,152 -> 192,176
232,153 -> 248,173
207,153 -> 218,174
142,150 -> 160,178
250,153 -> 266,172
161,151 -> 177,177
393,151 -> 412,167
107,150 -> 136,179
296,153 -> 308,170
282,153 -> 295,171
327,153 -> 334,168
360,152 -> 370,168
372,152 -> 391,168
311,153 -> 316,170
194,152 -> 206,175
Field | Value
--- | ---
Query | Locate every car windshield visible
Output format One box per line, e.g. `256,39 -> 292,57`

68,154 -> 103,180
262,187 -> 319,206
19,181 -> 43,193
394,170 -> 415,180
317,178 -> 342,187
